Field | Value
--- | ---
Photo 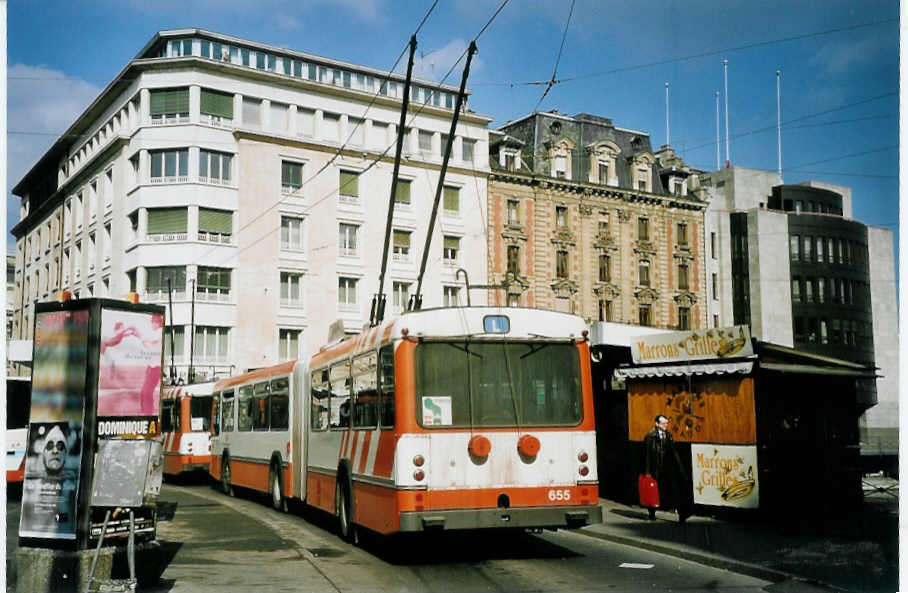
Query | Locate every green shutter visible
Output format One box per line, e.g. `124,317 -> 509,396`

150,89 -> 189,115
443,186 -> 459,211
395,179 -> 411,204
200,89 -> 234,118
340,171 -> 358,196
198,267 -> 231,291
444,236 -> 459,249
282,162 -> 302,187
147,208 -> 188,234
393,231 -> 409,247
198,208 -> 233,234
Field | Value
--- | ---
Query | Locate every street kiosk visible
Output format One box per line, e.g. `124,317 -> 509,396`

603,326 -> 876,515
17,297 -> 165,592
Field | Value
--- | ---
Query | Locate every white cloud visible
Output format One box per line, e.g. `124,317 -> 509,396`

397,39 -> 483,84
7,64 -> 101,243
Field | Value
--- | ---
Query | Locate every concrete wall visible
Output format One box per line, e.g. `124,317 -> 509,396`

747,209 -> 793,346
865,226 -> 898,429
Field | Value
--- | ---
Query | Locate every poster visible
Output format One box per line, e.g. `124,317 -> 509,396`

19,422 -> 83,539
691,444 -> 760,509
422,396 -> 452,426
30,310 -> 89,422
97,309 -> 164,419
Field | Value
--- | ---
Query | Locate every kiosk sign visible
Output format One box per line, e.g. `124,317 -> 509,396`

631,326 -> 753,365
691,444 -> 759,508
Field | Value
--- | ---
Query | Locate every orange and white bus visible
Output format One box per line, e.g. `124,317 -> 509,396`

161,382 -> 216,476
209,307 -> 602,539
6,377 -> 31,485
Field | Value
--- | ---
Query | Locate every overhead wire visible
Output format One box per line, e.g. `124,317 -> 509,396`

533,0 -> 575,113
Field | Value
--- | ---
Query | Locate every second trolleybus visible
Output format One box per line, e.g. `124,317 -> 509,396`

161,382 -> 216,476
209,307 -> 602,539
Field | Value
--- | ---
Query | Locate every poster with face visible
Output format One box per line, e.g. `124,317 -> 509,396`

19,422 -> 83,539
97,309 -> 164,419
30,310 -> 90,422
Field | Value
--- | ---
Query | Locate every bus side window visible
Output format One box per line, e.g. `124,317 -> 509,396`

330,363 -> 351,429
161,399 -> 174,433
212,394 -> 221,435
310,370 -> 329,430
237,386 -> 254,431
222,390 -> 235,432
174,398 -> 183,431
352,353 -> 377,430
270,377 -> 290,430
379,345 -> 395,429
253,382 -> 270,430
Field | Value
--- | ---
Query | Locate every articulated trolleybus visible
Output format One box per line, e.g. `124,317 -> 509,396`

209,307 -> 602,539
161,382 -> 216,476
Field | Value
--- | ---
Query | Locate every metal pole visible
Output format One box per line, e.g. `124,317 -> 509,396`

723,59 -> 730,168
188,278 -> 195,384
776,69 -> 782,180
167,277 -> 175,383
413,41 -> 478,309
373,36 -> 418,326
715,91 -> 721,171
665,82 -> 670,147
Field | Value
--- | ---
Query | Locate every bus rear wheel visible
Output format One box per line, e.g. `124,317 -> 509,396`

270,465 -> 287,512
221,457 -> 234,497
336,482 -> 357,544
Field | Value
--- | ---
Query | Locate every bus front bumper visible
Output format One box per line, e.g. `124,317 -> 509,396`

399,504 -> 603,532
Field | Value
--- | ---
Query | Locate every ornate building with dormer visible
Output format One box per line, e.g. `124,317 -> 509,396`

487,111 -> 707,329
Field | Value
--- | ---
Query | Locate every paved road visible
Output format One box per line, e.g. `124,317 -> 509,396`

7,482 -> 776,592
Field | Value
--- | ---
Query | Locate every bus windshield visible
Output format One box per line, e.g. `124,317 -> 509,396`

414,341 -> 582,428
190,396 -> 213,432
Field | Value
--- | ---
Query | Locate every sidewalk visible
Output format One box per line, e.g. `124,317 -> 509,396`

579,476 -> 898,593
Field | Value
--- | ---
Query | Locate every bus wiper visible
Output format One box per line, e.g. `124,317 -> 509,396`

445,343 -> 483,359
520,343 -> 551,359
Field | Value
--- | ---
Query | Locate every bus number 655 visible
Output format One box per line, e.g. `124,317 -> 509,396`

547,489 -> 571,501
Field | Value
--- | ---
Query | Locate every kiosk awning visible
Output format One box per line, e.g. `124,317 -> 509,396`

615,360 -> 754,379
758,363 -> 878,378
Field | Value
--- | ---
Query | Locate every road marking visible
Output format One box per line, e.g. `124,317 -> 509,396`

620,563 -> 654,569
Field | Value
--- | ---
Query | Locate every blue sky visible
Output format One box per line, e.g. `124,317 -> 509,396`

6,0 -> 899,274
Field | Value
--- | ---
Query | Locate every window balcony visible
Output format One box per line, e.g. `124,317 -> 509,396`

392,251 -> 410,262
198,232 -> 232,244
151,114 -> 190,125
200,114 -> 234,129
149,176 -> 190,184
199,176 -> 232,186
144,290 -> 187,302
195,290 -> 231,303
339,194 -> 360,205
147,232 -> 188,243
282,185 -> 303,196
280,298 -> 304,309
339,247 -> 358,258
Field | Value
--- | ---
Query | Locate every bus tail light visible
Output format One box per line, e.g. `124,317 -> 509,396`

517,434 -> 540,457
413,469 -> 425,481
468,435 -> 491,458
577,451 -> 589,463
579,465 -> 589,477
413,455 -> 425,467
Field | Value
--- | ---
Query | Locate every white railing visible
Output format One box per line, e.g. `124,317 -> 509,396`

199,176 -> 231,186
339,246 -> 358,257
392,251 -> 410,262
443,208 -> 460,218
443,258 -> 458,267
200,114 -> 234,128
144,290 -> 187,302
195,291 -> 231,303
150,176 -> 190,184
280,298 -> 304,309
198,232 -> 232,244
282,185 -> 303,196
151,114 -> 190,125
147,233 -> 188,242
338,194 -> 359,204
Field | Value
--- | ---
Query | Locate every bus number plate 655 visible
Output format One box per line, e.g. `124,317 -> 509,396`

547,489 -> 571,501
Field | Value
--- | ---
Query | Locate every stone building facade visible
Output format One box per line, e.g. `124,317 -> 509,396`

487,112 -> 707,328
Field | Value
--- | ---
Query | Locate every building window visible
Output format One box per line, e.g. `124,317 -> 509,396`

507,245 -> 520,275
164,326 -> 185,361
820,319 -> 829,344
678,307 -> 691,330
790,235 -> 800,261
504,152 -> 517,171
198,208 -> 233,243
338,223 -> 359,257
598,163 -> 609,185
555,206 -> 568,229
636,168 -> 648,191
323,112 -> 341,142
803,236 -> 813,262
280,272 -> 304,308
282,161 -> 303,194
392,230 -> 411,261
338,277 -> 358,310
150,88 -> 189,124
712,273 -> 718,299
598,219 -> 609,238
418,130 -> 432,154
194,326 -> 230,363
199,150 -> 232,184
392,281 -> 411,313
638,260 -> 650,286
150,149 -> 189,183
443,236 -> 459,265
556,250 -> 569,279
443,186 -> 460,214
638,217 -> 650,241
816,237 -> 825,262
805,277 -> 814,302
200,89 -> 234,126
818,277 -> 826,303
639,304 -> 652,326
339,170 -> 359,200
677,222 -> 689,246
147,207 -> 188,241
281,216 -> 305,252
278,329 -> 302,361
826,238 -> 834,263
507,200 -> 519,225
270,102 -> 289,132
196,267 -> 232,301
598,299 -> 614,322
462,139 -> 475,163
599,255 -> 611,283
678,264 -> 689,290
791,277 -> 801,302
711,232 -> 717,259
443,286 -> 460,307
242,97 -> 261,129
395,179 -> 411,205
146,266 -> 186,300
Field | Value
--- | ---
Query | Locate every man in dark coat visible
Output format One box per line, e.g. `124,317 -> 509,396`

643,414 -> 692,523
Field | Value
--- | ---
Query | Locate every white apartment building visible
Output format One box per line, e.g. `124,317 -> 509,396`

10,29 -> 491,382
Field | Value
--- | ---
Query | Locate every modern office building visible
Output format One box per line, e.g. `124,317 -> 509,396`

486,111 -> 707,328
699,167 -> 897,455
10,29 -> 491,382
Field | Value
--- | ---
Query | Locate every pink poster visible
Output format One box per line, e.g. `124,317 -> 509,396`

97,309 -> 164,417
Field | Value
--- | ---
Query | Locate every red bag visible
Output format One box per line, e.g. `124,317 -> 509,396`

638,474 -> 659,508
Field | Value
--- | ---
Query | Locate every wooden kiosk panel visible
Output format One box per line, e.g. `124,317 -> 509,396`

628,376 -> 756,444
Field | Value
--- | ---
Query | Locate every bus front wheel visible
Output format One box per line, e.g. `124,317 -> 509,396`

270,465 -> 287,512
221,457 -> 234,497
336,481 -> 357,544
